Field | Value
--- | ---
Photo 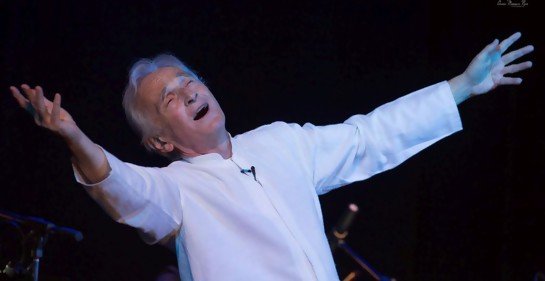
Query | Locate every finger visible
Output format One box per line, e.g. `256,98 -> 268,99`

478,39 -> 499,58
21,84 -> 43,121
38,88 -> 55,110
499,32 -> 521,53
9,86 -> 30,108
501,61 -> 533,75
51,93 -> 61,126
499,77 -> 523,85
35,86 -> 48,119
502,45 -> 534,65
21,84 -> 36,99
22,84 -> 38,107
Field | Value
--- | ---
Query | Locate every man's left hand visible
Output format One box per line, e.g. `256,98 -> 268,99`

466,32 -> 534,95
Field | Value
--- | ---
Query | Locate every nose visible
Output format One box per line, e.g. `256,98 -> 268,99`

185,92 -> 198,106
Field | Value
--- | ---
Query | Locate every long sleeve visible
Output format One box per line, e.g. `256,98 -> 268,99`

287,81 -> 462,194
72,147 -> 184,244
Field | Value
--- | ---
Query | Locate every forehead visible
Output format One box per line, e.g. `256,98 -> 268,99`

138,66 -> 186,95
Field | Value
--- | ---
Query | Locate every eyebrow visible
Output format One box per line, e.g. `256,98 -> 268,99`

160,73 -> 186,103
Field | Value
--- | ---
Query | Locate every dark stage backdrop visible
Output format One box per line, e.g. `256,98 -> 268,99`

1,1 -> 543,280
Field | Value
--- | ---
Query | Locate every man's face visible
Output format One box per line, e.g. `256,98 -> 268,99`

136,66 -> 226,155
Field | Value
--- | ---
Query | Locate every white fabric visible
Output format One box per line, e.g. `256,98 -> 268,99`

74,81 -> 462,281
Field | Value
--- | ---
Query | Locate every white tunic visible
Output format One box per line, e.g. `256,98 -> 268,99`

74,81 -> 462,281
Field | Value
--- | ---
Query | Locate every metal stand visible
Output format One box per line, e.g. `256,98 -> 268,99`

329,204 -> 395,281
0,210 -> 83,281
337,240 -> 395,281
29,232 -> 45,281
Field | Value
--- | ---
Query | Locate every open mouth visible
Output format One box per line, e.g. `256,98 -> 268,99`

194,104 -> 209,121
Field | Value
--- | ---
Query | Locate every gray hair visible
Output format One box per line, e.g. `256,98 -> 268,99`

123,54 -> 202,157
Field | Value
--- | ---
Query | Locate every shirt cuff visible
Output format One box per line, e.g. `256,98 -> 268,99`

71,145 -> 120,187
437,80 -> 463,132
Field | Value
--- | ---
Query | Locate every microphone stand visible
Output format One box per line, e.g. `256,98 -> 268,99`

336,239 -> 395,281
0,210 -> 83,281
329,204 -> 395,281
30,232 -> 45,281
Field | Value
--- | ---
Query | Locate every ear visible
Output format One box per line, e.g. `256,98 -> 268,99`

147,136 -> 175,154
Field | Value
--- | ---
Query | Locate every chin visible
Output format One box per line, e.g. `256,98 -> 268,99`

204,112 -> 226,135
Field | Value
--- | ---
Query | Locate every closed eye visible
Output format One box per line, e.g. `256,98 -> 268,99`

164,92 -> 175,106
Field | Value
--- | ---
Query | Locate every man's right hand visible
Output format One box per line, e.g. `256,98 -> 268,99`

10,84 -> 110,184
10,84 -> 80,141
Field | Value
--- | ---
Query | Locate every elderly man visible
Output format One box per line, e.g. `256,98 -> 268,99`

10,32 -> 533,281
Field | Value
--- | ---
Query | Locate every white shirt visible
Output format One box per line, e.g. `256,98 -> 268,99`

74,81 -> 462,281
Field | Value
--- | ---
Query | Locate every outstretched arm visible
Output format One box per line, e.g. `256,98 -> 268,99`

10,85 -> 182,244
10,84 -> 110,183
448,32 -> 534,105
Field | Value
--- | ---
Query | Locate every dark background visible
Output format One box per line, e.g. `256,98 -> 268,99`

1,1 -> 543,280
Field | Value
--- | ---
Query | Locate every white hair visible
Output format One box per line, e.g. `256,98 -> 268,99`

122,54 -> 202,157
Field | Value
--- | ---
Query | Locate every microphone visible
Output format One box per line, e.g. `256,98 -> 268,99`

240,166 -> 258,182
250,166 -> 257,181
328,203 -> 359,251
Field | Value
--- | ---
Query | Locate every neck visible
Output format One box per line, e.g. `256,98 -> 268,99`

179,131 -> 232,159
208,132 -> 232,159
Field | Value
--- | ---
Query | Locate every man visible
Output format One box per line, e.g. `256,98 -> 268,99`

9,32 -> 533,280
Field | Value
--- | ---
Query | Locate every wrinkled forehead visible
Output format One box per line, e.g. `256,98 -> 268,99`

139,66 -> 188,94
164,75 -> 187,93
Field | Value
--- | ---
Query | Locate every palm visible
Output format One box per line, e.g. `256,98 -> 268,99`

42,96 -> 78,135
465,32 -> 533,95
10,85 -> 80,139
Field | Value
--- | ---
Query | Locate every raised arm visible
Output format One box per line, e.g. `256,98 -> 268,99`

10,84 -> 110,183
287,32 -> 534,194
10,85 -> 183,244
448,32 -> 534,104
